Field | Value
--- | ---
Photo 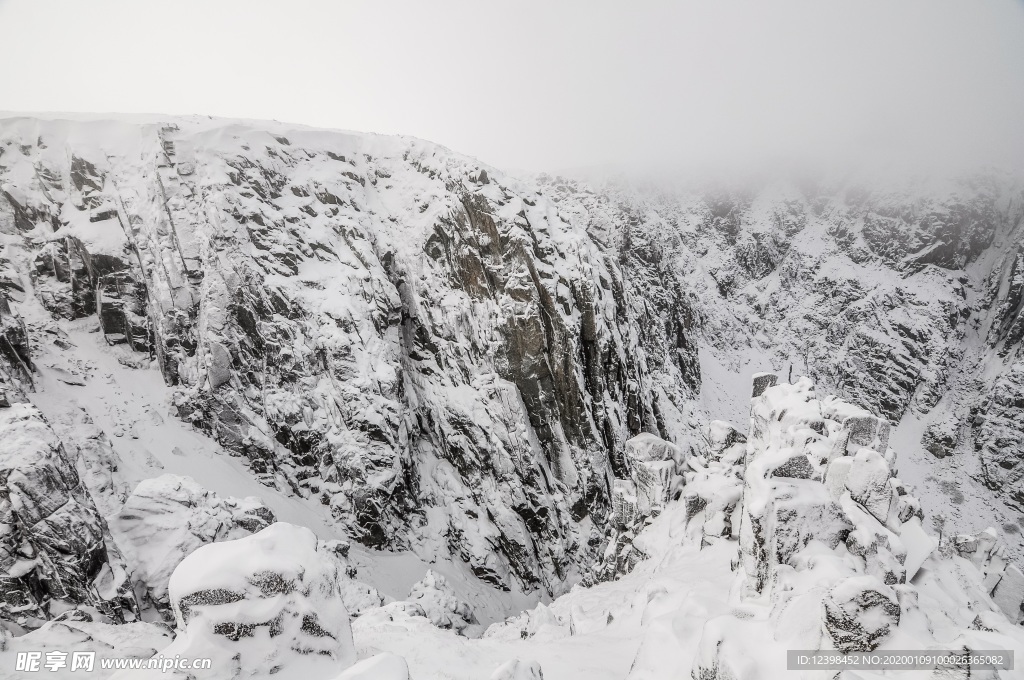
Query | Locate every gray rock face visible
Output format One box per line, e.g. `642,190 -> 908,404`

975,363 -> 1024,503
551,176 -> 1012,426
0,118 -> 703,595
0,402 -> 138,631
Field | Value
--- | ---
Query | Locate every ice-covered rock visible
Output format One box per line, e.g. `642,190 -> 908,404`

704,420 -> 746,465
406,569 -> 477,635
155,522 -> 357,678
845,449 -> 894,524
108,474 -> 276,616
922,418 -> 958,458
621,433 -> 688,515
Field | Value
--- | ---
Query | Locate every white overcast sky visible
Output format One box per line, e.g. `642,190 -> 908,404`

1,0 -> 1023,173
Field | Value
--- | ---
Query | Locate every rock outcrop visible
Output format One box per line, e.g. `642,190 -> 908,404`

0,402 -> 138,632
405,569 -> 477,635
691,375 -> 1024,680
0,117 -> 703,596
149,522 -> 357,679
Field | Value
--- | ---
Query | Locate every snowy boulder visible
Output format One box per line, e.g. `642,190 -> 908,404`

160,522 -> 356,677
839,489 -> 908,586
824,456 -> 853,501
624,432 -> 683,466
768,451 -> 815,479
490,658 -> 544,680
845,449 -> 893,523
844,415 -> 891,454
622,433 -> 688,513
705,420 -> 747,464
922,419 -> 958,458
682,465 -> 743,542
741,477 -> 854,594
762,482 -> 853,583
822,576 -> 900,652
109,474 -> 276,614
407,570 -> 477,635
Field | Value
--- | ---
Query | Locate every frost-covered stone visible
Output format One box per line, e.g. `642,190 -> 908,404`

705,420 -> 746,464
845,415 -> 891,453
108,474 -> 276,615
622,433 -> 687,514
750,372 -> 777,398
683,465 -> 743,543
922,418 -> 958,458
822,576 -> 901,652
406,569 -> 477,635
159,522 -> 357,678
845,449 -> 894,523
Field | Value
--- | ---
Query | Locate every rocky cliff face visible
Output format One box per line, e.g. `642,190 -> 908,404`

0,400 -> 138,631
0,115 -> 1022,621
0,117 -> 701,602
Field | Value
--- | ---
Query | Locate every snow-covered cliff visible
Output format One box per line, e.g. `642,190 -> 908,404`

1,114 -> 1023,679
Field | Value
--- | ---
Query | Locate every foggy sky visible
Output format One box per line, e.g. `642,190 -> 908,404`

1,0 -> 1022,174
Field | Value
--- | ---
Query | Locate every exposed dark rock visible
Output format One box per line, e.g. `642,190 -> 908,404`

0,402 -> 139,632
